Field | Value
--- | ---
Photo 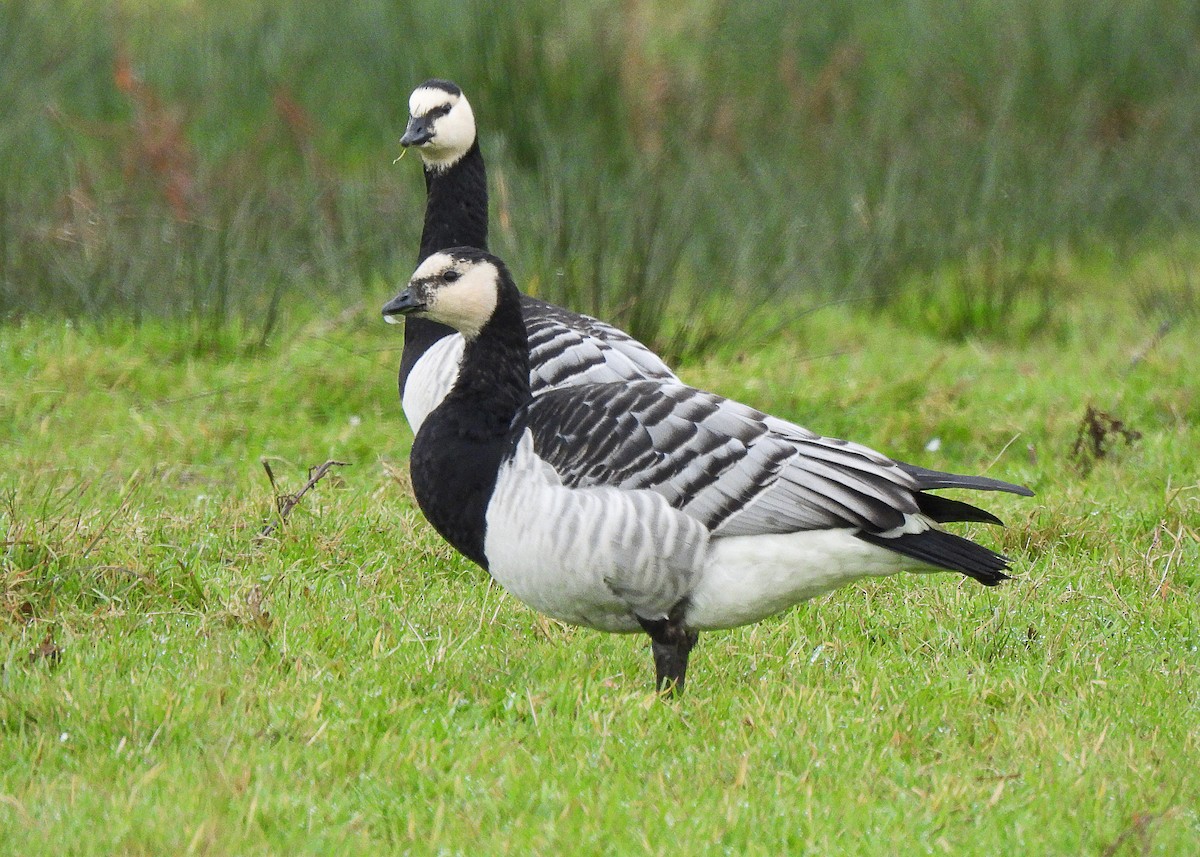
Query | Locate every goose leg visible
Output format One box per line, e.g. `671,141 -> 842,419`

638,606 -> 698,697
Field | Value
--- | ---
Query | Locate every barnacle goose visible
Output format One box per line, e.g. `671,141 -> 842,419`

383,249 -> 1034,696
395,79 -> 677,431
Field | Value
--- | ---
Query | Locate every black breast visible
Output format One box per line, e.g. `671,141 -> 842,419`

408,409 -> 509,570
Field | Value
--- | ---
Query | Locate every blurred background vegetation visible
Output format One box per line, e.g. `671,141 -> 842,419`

3,0 -> 1199,358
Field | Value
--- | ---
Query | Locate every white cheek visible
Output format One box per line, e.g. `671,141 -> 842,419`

426,268 -> 497,337
422,105 -> 477,169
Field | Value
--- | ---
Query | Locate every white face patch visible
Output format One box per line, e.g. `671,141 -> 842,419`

408,252 -> 499,339
407,86 -> 477,171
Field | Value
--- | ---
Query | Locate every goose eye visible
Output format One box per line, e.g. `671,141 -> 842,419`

442,270 -> 460,283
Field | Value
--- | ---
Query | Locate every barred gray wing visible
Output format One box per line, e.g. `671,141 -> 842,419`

521,380 -> 924,537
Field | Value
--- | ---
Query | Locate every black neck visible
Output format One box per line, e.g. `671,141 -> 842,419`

417,141 -> 488,262
444,293 -> 531,428
407,278 -> 530,569
399,141 -> 489,395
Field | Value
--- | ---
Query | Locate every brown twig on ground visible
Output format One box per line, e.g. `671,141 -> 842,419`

256,459 -> 349,540
1070,405 -> 1141,476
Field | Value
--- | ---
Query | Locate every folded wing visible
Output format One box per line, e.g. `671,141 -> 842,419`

522,380 -> 1030,541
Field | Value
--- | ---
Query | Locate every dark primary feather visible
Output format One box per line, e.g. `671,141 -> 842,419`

914,493 -> 1005,526
898,462 -> 1034,496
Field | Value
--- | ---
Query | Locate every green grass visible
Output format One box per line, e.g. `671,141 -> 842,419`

2,249 -> 1198,854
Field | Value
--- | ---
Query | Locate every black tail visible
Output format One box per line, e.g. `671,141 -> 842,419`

856,528 -> 1013,586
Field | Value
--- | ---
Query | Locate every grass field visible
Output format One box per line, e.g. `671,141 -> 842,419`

2,247 -> 1198,854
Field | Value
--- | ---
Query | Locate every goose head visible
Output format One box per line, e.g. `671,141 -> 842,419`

383,248 -> 507,339
400,79 -> 477,171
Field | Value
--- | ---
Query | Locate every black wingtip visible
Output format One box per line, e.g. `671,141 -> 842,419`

915,493 -> 1005,526
898,462 -> 1035,497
